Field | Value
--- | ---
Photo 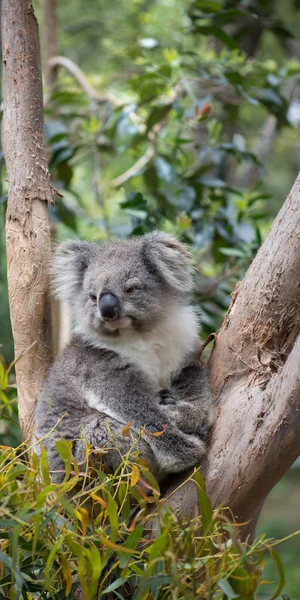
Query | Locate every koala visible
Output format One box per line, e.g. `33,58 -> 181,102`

35,232 -> 215,483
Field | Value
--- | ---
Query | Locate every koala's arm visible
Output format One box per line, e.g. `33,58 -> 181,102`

35,353 -> 207,483
80,366 -> 207,481
160,358 -> 215,439
35,390 -> 146,483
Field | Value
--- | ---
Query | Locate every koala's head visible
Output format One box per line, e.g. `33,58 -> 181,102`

52,232 -> 194,339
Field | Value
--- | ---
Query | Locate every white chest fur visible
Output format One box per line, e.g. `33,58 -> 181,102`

120,305 -> 198,387
84,304 -> 199,388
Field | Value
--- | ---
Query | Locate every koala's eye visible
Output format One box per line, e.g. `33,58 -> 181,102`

125,285 -> 136,295
125,278 -> 141,295
89,293 -> 97,303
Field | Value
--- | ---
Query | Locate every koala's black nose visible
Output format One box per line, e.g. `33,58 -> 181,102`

99,293 -> 120,321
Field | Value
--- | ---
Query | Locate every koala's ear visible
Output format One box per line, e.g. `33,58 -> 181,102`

142,232 -> 193,293
51,240 -> 94,302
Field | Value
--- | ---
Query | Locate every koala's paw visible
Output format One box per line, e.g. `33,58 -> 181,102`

160,400 -> 212,441
159,388 -> 177,406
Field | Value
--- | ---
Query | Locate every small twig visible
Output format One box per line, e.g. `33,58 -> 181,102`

50,184 -> 64,199
112,145 -> 155,188
199,332 -> 216,363
6,340 -> 38,377
112,120 -> 166,187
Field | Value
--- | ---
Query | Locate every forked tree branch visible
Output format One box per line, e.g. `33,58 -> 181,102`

49,56 -> 173,187
166,174 -> 300,536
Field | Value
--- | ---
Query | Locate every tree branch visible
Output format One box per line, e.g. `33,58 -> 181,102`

112,145 -> 155,187
165,173 -> 300,536
49,55 -> 122,106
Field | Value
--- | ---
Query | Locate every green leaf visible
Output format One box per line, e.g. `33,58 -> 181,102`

121,192 -> 148,210
147,531 -> 168,561
191,0 -> 222,11
0,551 -> 24,597
269,548 -> 285,600
124,523 -> 144,550
54,200 -> 78,232
40,448 -> 51,486
55,439 -> 73,480
146,104 -> 172,133
45,120 -> 68,143
194,25 -> 237,49
218,578 -> 239,598
119,523 -> 144,568
229,565 -> 253,598
226,71 -> 243,86
101,577 -> 127,596
107,494 -> 119,543
85,545 -> 102,599
0,361 -> 8,390
199,176 -> 226,188
255,87 -> 283,107
193,470 -> 213,533
219,248 -> 246,257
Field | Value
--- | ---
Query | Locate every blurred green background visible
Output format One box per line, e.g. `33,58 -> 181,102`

1,0 -> 300,596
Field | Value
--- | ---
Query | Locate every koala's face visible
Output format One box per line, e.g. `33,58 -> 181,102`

52,232 -> 193,338
82,242 -> 168,334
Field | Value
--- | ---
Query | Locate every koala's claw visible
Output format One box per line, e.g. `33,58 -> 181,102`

159,389 -> 176,405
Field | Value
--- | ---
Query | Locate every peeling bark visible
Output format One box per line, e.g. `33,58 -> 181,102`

2,0 -> 53,439
166,175 -> 300,536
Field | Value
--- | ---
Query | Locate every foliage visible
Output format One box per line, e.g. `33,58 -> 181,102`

0,443 -> 286,600
0,356 -> 21,448
0,357 -> 292,600
2,0 -> 300,358
42,0 -> 300,337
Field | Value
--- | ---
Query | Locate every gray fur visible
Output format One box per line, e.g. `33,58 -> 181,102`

35,232 -> 215,483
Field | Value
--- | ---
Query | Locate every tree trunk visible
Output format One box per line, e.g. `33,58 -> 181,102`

2,0 -> 53,440
166,174 -> 300,536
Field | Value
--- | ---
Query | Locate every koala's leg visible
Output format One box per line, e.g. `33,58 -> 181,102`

160,360 -> 215,440
77,413 -> 163,481
80,411 -> 206,481
34,406 -> 92,483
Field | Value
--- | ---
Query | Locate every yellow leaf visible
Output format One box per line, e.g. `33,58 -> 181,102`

61,555 -> 72,596
91,493 -> 108,509
142,424 -> 167,438
130,464 -> 140,486
137,457 -> 150,469
75,507 -> 89,536
122,421 -> 133,437
100,536 -> 134,553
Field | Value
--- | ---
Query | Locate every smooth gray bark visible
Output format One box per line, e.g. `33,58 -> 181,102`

166,174 -> 300,535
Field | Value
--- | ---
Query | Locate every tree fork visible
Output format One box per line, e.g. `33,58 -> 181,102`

166,175 -> 300,535
2,0 -> 53,439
